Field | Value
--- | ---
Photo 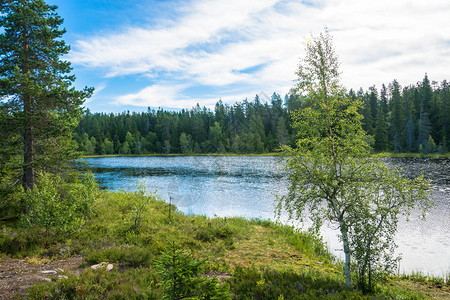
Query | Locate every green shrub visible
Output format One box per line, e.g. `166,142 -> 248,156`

85,245 -> 153,267
195,218 -> 236,243
20,172 -> 98,238
195,225 -> 233,242
122,181 -> 155,229
156,242 -> 232,299
0,229 -> 47,256
26,268 -> 162,299
232,266 -> 349,299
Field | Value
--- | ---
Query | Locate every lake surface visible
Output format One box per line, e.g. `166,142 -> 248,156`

82,156 -> 449,276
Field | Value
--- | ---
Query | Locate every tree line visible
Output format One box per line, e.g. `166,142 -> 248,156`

75,94 -> 292,155
357,75 -> 449,154
75,75 -> 449,155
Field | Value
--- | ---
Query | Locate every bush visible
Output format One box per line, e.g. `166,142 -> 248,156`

0,229 -> 47,255
232,266 -> 348,299
25,268 -> 162,299
156,242 -> 232,299
123,181 -> 155,229
20,172 -> 98,238
195,224 -> 234,242
85,245 -> 153,267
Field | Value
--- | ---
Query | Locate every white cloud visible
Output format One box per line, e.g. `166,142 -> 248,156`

70,0 -> 450,109
114,84 -> 191,108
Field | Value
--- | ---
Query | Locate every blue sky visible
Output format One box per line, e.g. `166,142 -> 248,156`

49,0 -> 450,113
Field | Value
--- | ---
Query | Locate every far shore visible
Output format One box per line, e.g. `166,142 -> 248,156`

81,152 -> 450,159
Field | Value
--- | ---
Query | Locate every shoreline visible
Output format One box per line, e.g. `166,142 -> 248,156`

81,152 -> 450,159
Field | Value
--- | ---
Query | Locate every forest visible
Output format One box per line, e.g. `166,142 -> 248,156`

75,74 -> 449,155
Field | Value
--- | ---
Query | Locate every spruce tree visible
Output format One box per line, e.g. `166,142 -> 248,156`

420,74 -> 433,113
374,106 -> 388,151
405,115 -> 415,152
0,0 -> 93,190
418,107 -> 431,154
389,80 -> 404,152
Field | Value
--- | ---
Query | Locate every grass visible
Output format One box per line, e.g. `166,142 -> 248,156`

372,152 -> 450,158
1,190 -> 449,299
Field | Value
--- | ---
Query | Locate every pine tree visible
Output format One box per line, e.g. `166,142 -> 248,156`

0,0 -> 93,190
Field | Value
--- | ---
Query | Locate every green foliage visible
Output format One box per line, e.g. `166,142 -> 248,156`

74,94 -> 293,156
0,227 -> 48,256
85,245 -> 153,267
25,268 -> 162,299
73,72 -> 450,156
123,181 -> 155,229
156,242 -> 232,299
1,189 -> 435,299
0,0 -> 93,190
400,271 -> 449,285
195,221 -> 235,243
279,29 -> 433,291
348,164 -> 432,293
20,172 -> 98,237
273,224 -> 332,262
231,266 -> 356,299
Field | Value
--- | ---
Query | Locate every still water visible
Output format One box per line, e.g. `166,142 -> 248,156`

82,156 -> 449,276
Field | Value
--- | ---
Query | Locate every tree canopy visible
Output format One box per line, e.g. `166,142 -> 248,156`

277,29 -> 432,291
0,0 -> 93,192
72,75 -> 449,156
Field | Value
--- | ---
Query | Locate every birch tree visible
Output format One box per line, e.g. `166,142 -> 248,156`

277,29 -> 432,290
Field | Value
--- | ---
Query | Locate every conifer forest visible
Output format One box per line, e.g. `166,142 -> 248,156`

75,75 -> 449,155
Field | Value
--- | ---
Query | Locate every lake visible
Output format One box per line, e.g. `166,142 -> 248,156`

82,156 -> 449,276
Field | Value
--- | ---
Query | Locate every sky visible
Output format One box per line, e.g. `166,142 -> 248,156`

48,0 -> 450,113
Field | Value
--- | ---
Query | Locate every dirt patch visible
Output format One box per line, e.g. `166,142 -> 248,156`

0,256 -> 85,299
203,271 -> 232,283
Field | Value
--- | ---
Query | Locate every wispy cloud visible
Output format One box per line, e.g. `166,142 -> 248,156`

114,84 -> 191,108
70,0 -> 450,109
84,83 -> 106,104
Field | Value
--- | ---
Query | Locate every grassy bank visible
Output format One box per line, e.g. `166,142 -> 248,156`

372,152 -> 450,158
1,190 -> 448,299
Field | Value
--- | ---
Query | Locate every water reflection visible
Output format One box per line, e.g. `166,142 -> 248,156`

82,156 -> 449,276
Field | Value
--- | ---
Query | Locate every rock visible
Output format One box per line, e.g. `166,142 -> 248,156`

58,275 -> 68,280
39,270 -> 57,275
90,262 -> 108,270
90,262 -> 113,271
35,275 -> 52,282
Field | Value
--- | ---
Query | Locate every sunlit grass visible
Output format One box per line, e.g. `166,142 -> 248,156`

372,152 -> 450,158
2,189 -> 449,299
